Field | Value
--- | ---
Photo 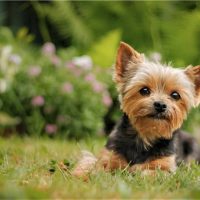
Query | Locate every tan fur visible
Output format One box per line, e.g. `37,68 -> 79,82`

98,149 -> 176,173
121,74 -> 190,146
96,148 -> 129,171
129,155 -> 176,172
72,42 -> 200,179
115,42 -> 142,84
114,42 -> 143,94
72,149 -> 176,180
115,42 -> 198,146
72,150 -> 97,181
72,149 -> 129,180
185,65 -> 200,106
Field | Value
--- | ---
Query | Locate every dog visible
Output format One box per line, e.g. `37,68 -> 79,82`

72,42 -> 200,180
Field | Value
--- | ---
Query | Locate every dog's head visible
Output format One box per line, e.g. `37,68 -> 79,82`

114,42 -> 200,145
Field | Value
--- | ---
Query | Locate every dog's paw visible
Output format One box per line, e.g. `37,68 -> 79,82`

71,168 -> 89,181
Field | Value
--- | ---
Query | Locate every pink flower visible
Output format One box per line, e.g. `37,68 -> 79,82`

42,42 -> 56,56
84,74 -> 95,82
62,82 -> 73,93
31,96 -> 45,106
65,62 -> 82,76
45,124 -> 57,134
65,61 -> 75,69
70,68 -> 81,77
65,61 -> 75,70
73,68 -> 82,77
28,66 -> 41,77
51,55 -> 61,66
92,81 -> 104,93
102,93 -> 112,107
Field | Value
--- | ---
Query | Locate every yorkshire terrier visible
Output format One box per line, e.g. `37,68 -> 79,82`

72,42 -> 200,180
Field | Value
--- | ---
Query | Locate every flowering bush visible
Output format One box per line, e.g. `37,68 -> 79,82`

0,45 -> 21,93
0,43 -> 112,138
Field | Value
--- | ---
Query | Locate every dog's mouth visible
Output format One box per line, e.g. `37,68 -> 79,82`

147,113 -> 168,120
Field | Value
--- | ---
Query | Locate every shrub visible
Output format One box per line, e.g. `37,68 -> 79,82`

0,42 -> 112,139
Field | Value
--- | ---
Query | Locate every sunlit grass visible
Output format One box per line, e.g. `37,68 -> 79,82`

0,137 -> 200,199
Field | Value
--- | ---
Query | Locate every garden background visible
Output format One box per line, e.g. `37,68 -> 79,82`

0,1 -> 200,199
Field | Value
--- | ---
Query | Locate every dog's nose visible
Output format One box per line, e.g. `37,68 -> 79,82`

154,101 -> 167,113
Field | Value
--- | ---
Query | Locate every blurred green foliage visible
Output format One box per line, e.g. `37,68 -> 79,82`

35,1 -> 200,66
88,29 -> 121,67
1,1 -> 200,65
0,28 -> 112,138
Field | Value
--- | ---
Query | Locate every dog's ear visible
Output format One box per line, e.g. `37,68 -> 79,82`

185,65 -> 200,106
115,42 -> 142,83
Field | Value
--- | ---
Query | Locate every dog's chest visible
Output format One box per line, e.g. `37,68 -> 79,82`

106,115 -> 175,165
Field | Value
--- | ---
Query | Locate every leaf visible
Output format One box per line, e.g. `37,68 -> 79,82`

88,29 -> 121,68
16,27 -> 35,43
161,11 -> 200,66
0,27 -> 14,43
40,1 -> 92,47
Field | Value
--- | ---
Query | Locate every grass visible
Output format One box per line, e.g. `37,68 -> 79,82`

0,137 -> 200,199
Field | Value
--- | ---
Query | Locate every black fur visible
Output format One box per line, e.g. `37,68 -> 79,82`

106,114 -> 200,165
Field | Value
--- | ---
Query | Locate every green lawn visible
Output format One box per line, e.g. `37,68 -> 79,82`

0,137 -> 200,199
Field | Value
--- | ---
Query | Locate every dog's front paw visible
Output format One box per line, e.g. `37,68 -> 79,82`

71,168 -> 90,181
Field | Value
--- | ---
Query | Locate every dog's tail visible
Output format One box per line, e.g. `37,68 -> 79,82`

72,150 -> 97,181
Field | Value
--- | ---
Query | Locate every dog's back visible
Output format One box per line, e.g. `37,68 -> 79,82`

175,130 -> 200,164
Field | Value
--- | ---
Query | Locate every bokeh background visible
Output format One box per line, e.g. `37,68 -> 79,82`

0,1 -> 200,139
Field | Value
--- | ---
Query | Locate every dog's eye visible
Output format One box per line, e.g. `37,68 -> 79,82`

171,91 -> 181,100
139,87 -> 151,96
